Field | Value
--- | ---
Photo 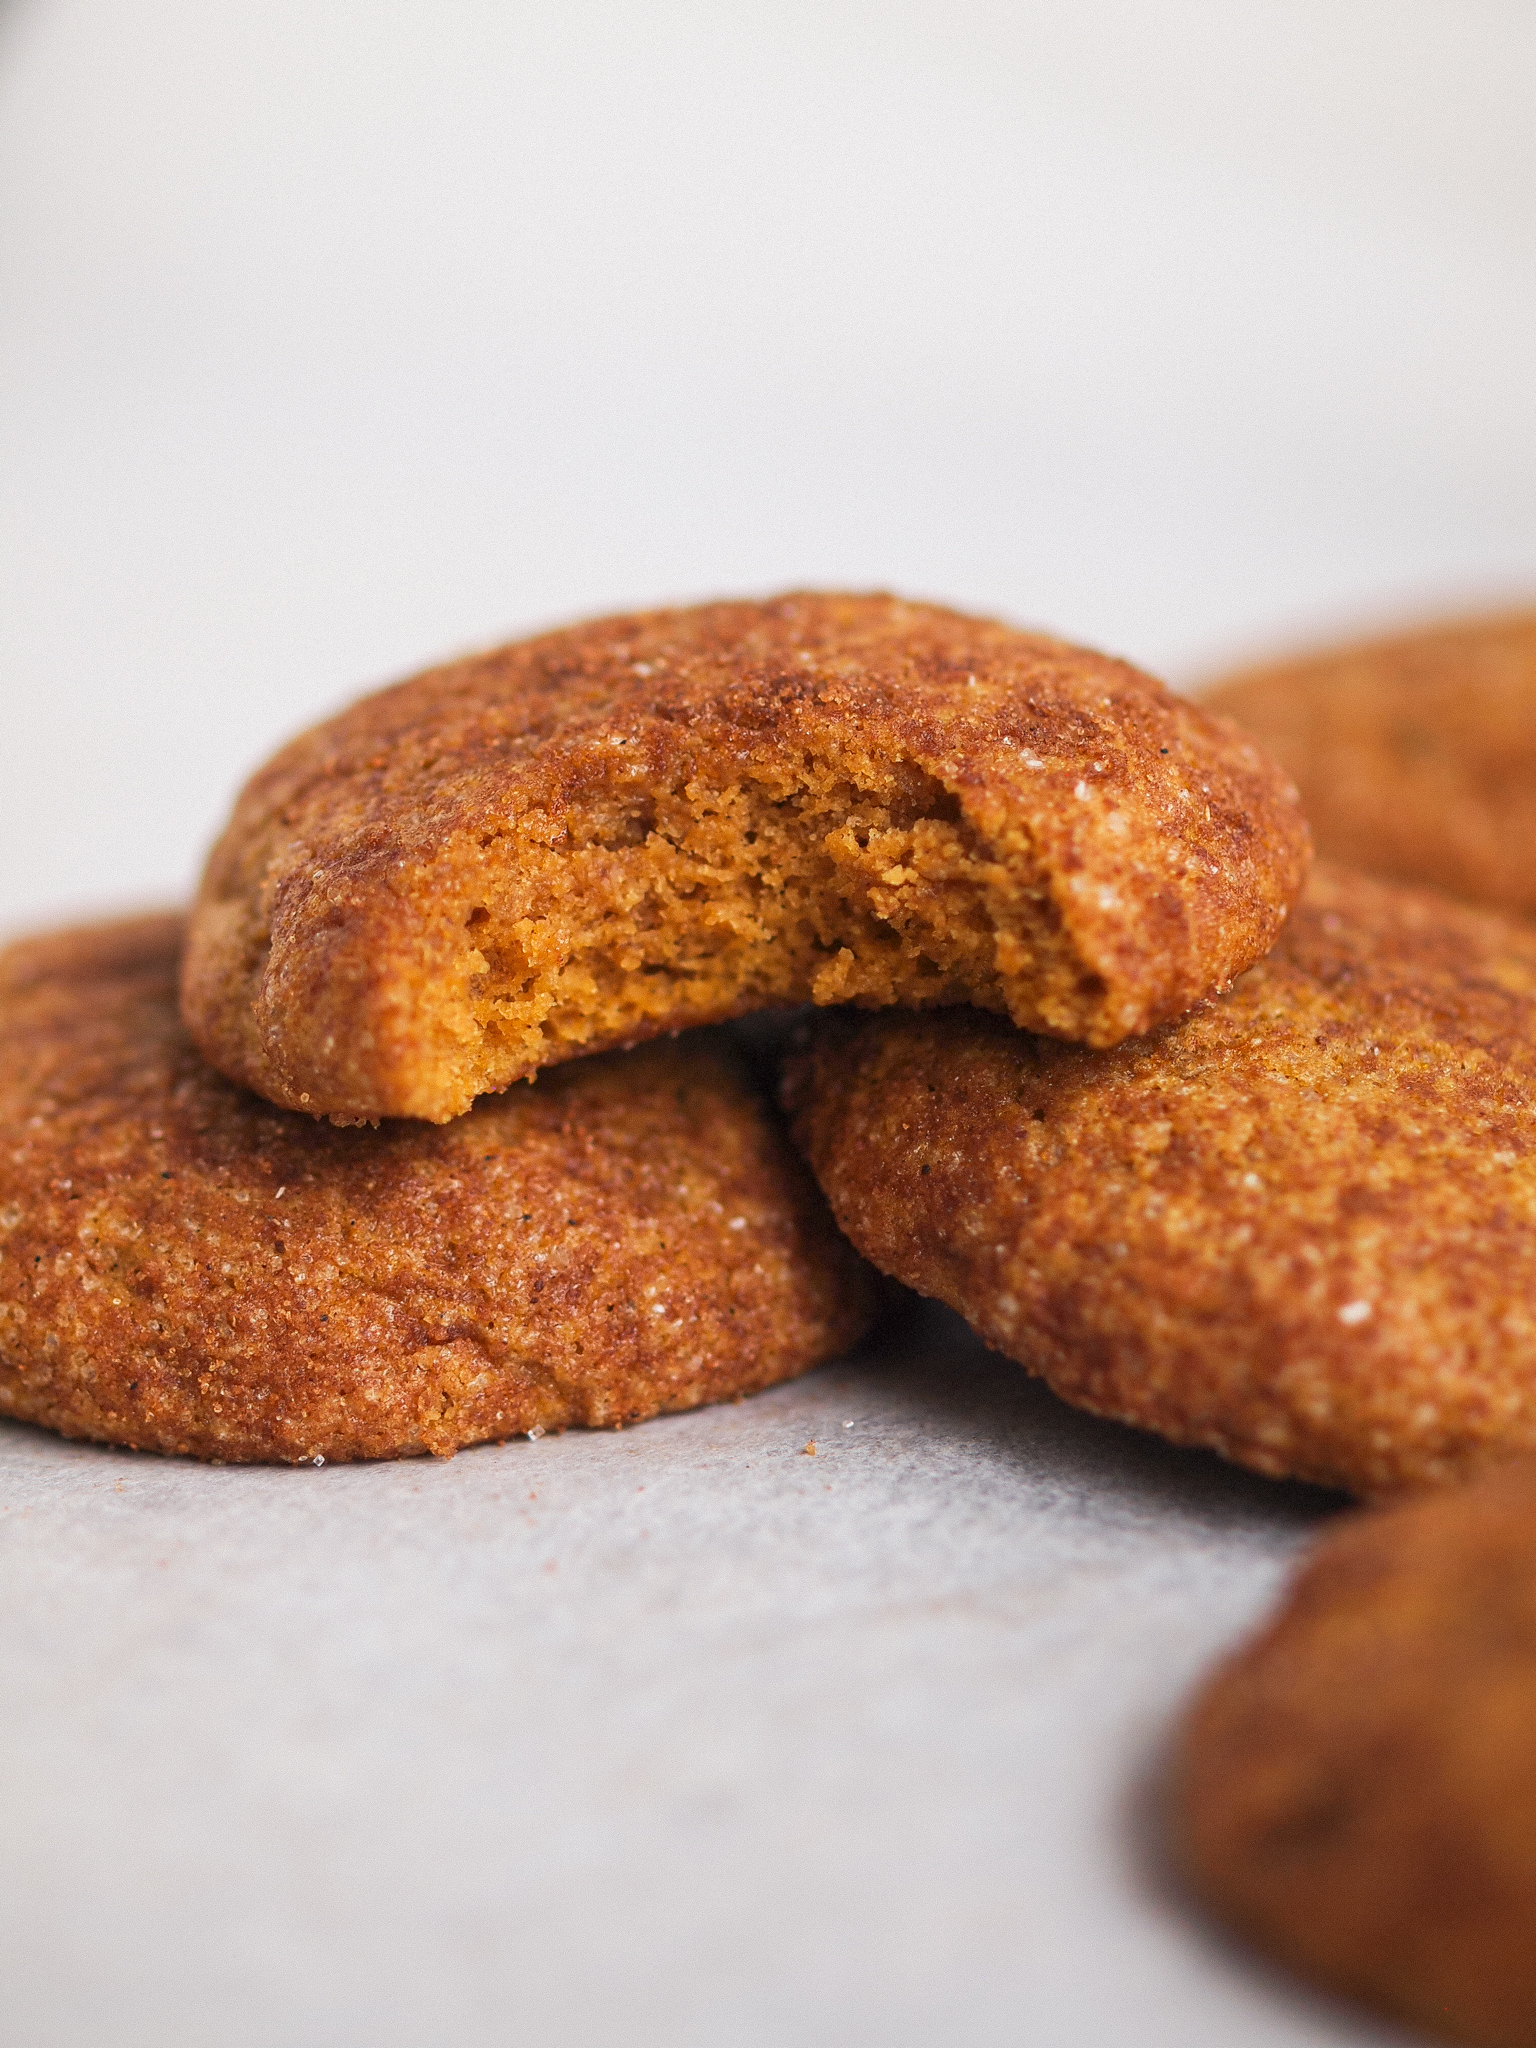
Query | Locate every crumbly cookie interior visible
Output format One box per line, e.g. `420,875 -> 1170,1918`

444,756 -> 1086,1109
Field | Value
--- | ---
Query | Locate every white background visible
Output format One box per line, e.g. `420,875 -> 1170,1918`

3,0 -> 1534,932
1,4 -> 1532,2042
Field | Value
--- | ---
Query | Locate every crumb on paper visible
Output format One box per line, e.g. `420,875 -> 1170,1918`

527,1424 -> 547,1441
803,1440 -> 816,1456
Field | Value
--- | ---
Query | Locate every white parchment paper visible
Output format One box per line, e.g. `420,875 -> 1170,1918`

0,1307 -> 1401,2047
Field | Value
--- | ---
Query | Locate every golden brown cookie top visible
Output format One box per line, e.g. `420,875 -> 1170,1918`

182,592 -> 1309,1123
1173,1460 -> 1536,2048
0,915 -> 874,1464
1204,605 -> 1536,917
786,863 -> 1536,1498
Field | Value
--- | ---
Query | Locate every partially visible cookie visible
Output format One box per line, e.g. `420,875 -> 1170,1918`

785,863 -> 1536,1497
1172,1460 -> 1536,2048
0,916 -> 875,1463
183,592 -> 1308,1123
1204,606 -> 1536,918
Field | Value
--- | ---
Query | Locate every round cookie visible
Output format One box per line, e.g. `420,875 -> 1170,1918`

1204,605 -> 1536,918
1172,1460 -> 1536,2048
183,592 -> 1308,1124
785,863 -> 1536,1497
0,915 -> 875,1463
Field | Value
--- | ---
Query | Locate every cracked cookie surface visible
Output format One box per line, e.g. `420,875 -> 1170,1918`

1205,605 -> 1536,918
0,916 -> 875,1463
183,592 -> 1308,1123
786,864 -> 1536,1497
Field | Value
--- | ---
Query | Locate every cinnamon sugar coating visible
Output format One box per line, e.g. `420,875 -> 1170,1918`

786,865 -> 1536,1498
0,916 -> 874,1463
183,592 -> 1308,1124
1205,606 -> 1536,917
1173,1460 -> 1536,2048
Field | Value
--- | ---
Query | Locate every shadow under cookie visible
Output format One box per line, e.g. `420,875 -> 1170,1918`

0,915 -> 875,1463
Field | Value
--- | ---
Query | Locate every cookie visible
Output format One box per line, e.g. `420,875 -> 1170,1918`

0,915 -> 875,1463
1204,606 -> 1536,918
182,592 -> 1308,1124
785,863 -> 1536,1497
1173,1459 -> 1536,2048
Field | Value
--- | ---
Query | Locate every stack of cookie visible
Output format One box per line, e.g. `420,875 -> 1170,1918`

0,591 -> 1312,1463
9,592 -> 1536,1497
6,592 -> 1536,2043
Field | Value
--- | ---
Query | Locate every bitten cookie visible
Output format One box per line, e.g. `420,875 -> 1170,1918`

0,916 -> 875,1463
183,592 -> 1308,1123
1204,605 -> 1536,918
785,864 -> 1536,1497
1173,1460 -> 1536,2048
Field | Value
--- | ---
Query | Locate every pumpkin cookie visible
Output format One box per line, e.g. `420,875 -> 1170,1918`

0,915 -> 875,1463
183,592 -> 1308,1124
1173,1459 -> 1536,2048
785,864 -> 1536,1497
1204,605 -> 1536,918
